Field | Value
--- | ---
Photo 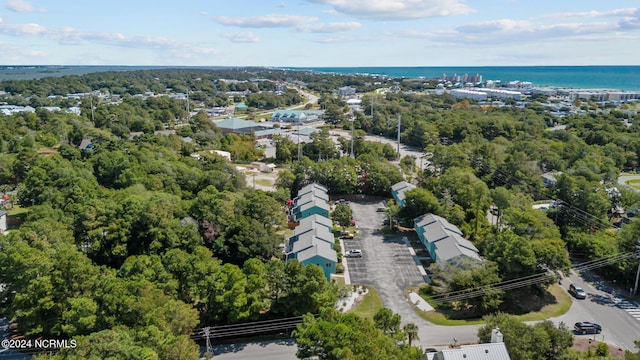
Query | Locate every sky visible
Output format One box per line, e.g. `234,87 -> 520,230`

0,0 -> 638,67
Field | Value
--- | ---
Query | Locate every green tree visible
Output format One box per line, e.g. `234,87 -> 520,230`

332,203 -> 353,228
293,310 -> 422,360
403,323 -> 419,346
478,313 -> 573,360
484,231 -> 538,280
373,308 -> 402,340
401,187 -> 442,220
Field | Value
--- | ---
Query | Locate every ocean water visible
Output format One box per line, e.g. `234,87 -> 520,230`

0,65 -> 639,91
294,66 -> 640,91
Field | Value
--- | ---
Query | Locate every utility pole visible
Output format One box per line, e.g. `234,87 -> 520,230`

350,114 -> 355,158
297,122 -> 301,161
371,95 -> 374,118
89,95 -> 95,123
203,326 -> 212,355
396,114 -> 401,159
634,242 -> 640,295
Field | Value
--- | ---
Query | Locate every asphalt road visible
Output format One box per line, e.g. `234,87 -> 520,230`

618,175 -> 640,192
554,271 -> 640,351
328,130 -> 432,170
0,317 -> 32,359
212,339 -> 297,359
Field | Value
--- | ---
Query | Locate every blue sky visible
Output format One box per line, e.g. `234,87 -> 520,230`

0,0 -> 638,66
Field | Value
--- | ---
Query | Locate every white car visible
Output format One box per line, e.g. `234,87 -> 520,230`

345,249 -> 362,258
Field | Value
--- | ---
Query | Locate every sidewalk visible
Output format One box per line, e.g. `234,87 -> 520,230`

339,238 -> 351,284
409,291 -> 434,312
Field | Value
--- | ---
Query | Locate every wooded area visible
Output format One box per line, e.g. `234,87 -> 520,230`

1,67 -> 639,359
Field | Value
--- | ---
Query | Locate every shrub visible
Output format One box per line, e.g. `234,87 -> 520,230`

596,342 -> 608,356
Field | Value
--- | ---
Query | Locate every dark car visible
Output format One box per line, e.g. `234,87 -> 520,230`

574,322 -> 602,335
569,284 -> 587,299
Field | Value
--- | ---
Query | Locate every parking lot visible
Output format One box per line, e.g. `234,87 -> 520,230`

342,199 -> 427,321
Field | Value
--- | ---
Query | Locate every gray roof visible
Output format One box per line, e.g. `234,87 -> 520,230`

391,181 -> 414,192
415,213 -> 480,263
433,342 -> 511,360
292,221 -> 334,242
391,181 -> 416,202
79,138 -> 92,150
297,198 -> 330,213
298,214 -> 333,230
290,234 -> 333,254
434,237 -> 482,263
542,171 -> 563,183
215,117 -> 261,130
294,192 -> 329,207
296,241 -> 337,263
298,183 -> 328,196
415,214 -> 464,244
254,128 -> 284,137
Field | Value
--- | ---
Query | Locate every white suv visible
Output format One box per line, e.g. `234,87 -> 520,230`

345,249 -> 363,258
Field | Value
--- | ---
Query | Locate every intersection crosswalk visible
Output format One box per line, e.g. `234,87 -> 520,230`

616,299 -> 640,321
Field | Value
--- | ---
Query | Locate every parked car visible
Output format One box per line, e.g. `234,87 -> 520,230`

340,233 -> 355,239
376,207 -> 387,212
574,322 -> 602,335
345,249 -> 362,258
569,284 -> 587,299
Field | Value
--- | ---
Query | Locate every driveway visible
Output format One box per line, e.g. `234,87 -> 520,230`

345,199 -> 481,347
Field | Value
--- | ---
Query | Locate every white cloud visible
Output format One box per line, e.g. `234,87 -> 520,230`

0,20 -> 220,55
0,41 -> 47,63
401,11 -> 639,47
298,21 -> 360,33
224,31 -> 260,43
215,14 -> 318,28
542,8 -> 639,19
303,0 -> 475,20
214,13 -> 360,33
0,22 -> 47,36
5,0 -> 46,13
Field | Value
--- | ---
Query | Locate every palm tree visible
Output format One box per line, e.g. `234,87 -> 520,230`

403,323 -> 419,346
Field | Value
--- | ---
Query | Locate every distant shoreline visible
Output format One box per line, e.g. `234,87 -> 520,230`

1,65 -> 639,91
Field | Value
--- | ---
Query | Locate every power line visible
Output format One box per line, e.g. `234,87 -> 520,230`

428,250 -> 638,303
191,314 -> 318,341
474,159 -> 612,230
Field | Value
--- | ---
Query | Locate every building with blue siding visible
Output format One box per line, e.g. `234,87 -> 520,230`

295,241 -> 337,281
286,183 -> 337,281
391,181 -> 416,207
414,213 -> 481,266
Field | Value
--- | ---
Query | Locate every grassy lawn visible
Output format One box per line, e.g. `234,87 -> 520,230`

255,179 -> 273,186
331,276 -> 346,288
510,284 -> 573,322
627,179 -> 640,189
7,205 -> 29,216
276,228 -> 293,238
37,147 -> 58,155
349,286 -> 384,321
411,283 -> 572,326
